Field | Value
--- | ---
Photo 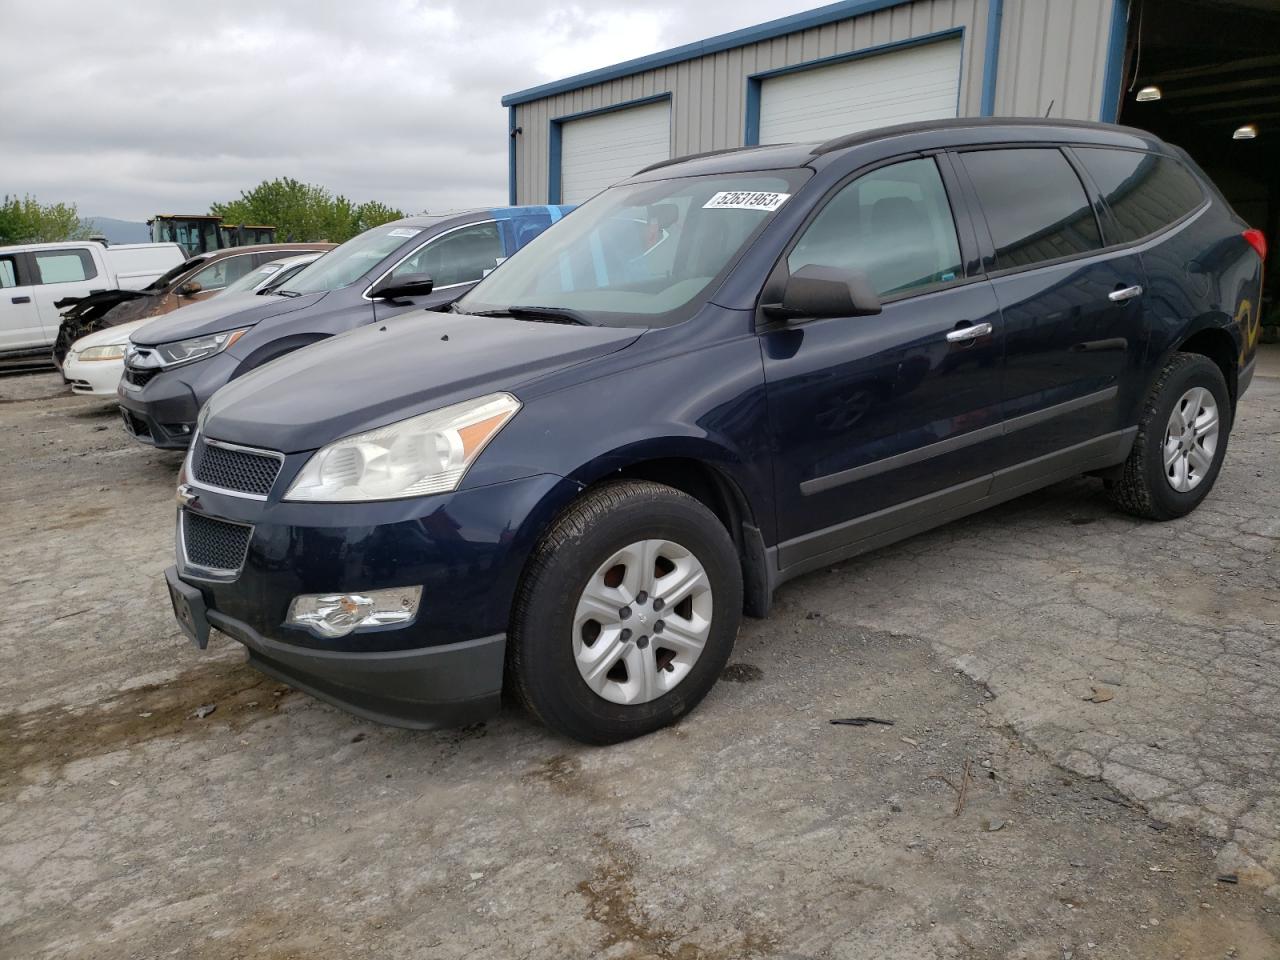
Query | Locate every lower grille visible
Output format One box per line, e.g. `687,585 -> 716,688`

191,439 -> 282,497
182,511 -> 252,574
120,407 -> 151,439
124,366 -> 158,387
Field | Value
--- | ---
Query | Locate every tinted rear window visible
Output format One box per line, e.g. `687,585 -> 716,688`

1074,148 -> 1204,245
961,148 -> 1102,270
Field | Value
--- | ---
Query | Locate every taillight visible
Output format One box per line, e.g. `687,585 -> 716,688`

1243,228 -> 1267,260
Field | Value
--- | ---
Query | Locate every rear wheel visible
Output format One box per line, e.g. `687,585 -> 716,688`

509,480 -> 742,744
1108,353 -> 1231,520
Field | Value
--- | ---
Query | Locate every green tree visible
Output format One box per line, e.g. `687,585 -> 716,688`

210,178 -> 404,243
0,194 -> 91,244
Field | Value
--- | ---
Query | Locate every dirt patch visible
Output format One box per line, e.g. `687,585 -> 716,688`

1154,906 -> 1280,959
577,837 -> 779,960
720,662 -> 764,683
0,659 -> 293,797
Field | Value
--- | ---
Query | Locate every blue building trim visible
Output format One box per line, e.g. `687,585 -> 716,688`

508,105 -> 518,205
547,93 -> 673,205
501,0 -> 915,107
979,0 -> 1003,116
1099,0 -> 1131,122
743,29 -> 965,146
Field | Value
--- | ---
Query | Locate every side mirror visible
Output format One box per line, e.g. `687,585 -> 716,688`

763,265 -> 881,321
178,280 -> 202,297
370,273 -> 434,300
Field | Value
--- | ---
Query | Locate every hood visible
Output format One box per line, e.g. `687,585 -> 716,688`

203,310 -> 642,453
71,318 -> 149,352
131,291 -> 329,346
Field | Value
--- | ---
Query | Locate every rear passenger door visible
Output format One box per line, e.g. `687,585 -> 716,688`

30,247 -> 104,344
956,147 -> 1148,475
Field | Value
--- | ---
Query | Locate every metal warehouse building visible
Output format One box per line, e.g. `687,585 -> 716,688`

502,0 -> 1278,319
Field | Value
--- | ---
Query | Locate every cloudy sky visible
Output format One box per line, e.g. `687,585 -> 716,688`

2,0 -> 819,221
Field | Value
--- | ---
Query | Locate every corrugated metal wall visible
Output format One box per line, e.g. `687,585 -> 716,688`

511,0 -> 1118,204
993,0 -> 1115,119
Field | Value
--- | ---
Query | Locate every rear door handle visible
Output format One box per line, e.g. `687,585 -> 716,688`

1109,284 -> 1143,303
945,321 -> 994,343
11,296 -> 31,304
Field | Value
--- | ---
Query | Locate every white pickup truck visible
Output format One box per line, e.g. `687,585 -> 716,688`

0,241 -> 185,362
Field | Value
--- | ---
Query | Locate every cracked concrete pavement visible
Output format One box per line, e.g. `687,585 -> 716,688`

781,356 -> 1280,891
1,352 -> 1278,959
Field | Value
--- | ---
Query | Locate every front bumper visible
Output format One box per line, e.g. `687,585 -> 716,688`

117,353 -> 237,448
64,354 -> 125,396
167,470 -> 582,728
167,567 -> 503,727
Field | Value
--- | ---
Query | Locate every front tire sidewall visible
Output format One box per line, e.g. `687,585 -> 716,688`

1141,358 -> 1231,518
515,492 -> 741,744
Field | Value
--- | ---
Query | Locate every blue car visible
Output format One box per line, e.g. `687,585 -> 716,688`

119,206 -> 571,448
165,119 -> 1264,744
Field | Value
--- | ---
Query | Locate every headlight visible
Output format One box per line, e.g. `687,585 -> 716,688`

76,343 -> 127,361
155,328 -> 248,367
284,393 -> 521,502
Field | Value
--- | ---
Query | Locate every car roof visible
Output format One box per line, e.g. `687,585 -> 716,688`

199,242 -> 334,260
626,118 -> 1170,183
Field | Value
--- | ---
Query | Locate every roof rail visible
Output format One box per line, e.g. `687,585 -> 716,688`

811,117 -> 1135,156
633,146 -> 760,175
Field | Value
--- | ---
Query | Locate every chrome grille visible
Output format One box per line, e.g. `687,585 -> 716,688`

191,439 -> 282,497
182,511 -> 252,574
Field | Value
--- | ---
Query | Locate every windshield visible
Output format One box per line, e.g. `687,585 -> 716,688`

281,224 -> 426,294
217,262 -> 282,297
456,171 -> 808,326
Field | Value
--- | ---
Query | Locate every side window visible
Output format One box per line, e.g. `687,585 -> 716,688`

1074,148 -> 1204,245
393,223 -> 504,287
32,249 -> 97,284
189,255 -> 255,292
0,256 -> 18,288
787,157 -> 963,299
961,148 -> 1102,270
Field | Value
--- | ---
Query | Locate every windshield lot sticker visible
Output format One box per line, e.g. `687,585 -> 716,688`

703,191 -> 790,212
387,228 -> 422,238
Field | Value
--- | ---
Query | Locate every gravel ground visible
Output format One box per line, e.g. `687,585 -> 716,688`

2,357 -> 1278,960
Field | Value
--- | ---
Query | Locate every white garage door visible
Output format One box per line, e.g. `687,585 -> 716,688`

560,100 -> 671,203
759,39 -> 962,144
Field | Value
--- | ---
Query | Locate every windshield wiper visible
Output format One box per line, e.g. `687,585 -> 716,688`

275,289 -> 301,298
507,305 -> 591,325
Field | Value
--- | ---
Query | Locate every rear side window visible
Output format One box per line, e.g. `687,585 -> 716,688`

0,256 -> 17,288
961,148 -> 1102,270
32,248 -> 97,284
788,157 -> 963,299
1074,148 -> 1204,244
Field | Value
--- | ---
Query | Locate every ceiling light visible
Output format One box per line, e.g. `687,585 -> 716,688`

1135,85 -> 1162,102
1234,124 -> 1258,140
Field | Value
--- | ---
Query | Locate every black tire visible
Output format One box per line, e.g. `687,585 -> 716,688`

1108,353 -> 1232,520
508,480 -> 743,744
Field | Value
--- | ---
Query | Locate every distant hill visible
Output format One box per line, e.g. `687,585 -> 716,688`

86,217 -> 152,244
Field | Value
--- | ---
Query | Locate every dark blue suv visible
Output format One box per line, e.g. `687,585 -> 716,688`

164,119 -> 1265,744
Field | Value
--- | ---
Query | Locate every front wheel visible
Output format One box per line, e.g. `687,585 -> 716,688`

1108,353 -> 1232,520
508,480 -> 743,744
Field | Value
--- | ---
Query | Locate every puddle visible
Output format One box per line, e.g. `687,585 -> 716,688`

0,660 -> 293,795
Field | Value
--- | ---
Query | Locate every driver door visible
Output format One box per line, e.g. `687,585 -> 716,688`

760,156 -> 1004,571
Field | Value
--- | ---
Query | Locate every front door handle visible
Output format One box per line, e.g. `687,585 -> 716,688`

11,295 -> 31,304
945,321 -> 994,343
1109,284 -> 1144,303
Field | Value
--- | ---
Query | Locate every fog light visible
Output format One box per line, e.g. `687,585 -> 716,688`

286,586 -> 422,638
